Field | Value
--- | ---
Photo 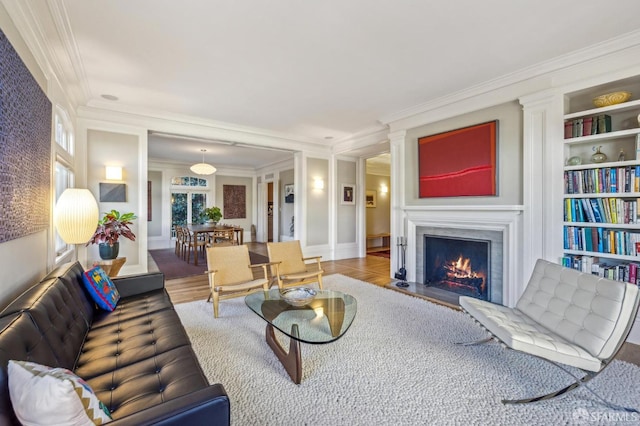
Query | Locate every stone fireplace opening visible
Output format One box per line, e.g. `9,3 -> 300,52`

423,235 -> 490,301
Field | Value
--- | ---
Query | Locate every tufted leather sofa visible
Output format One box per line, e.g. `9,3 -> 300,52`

460,258 -> 640,372
0,261 -> 230,425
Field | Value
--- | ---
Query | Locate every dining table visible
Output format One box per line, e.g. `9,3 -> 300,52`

184,224 -> 244,265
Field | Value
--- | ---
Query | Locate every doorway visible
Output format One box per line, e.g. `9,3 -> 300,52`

365,153 -> 391,258
267,182 -> 273,242
171,191 -> 206,235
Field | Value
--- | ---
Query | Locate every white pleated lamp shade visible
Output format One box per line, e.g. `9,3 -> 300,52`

190,162 -> 217,175
54,188 -> 99,244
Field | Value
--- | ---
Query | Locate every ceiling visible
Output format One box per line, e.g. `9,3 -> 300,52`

14,0 -> 640,167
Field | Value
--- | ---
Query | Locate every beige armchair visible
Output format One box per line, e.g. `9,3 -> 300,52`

266,240 -> 324,290
205,245 -> 270,318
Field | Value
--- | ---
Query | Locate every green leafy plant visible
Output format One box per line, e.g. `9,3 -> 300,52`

87,210 -> 137,246
202,206 -> 222,223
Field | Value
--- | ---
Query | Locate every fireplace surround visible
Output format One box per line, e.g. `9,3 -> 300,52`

403,206 -> 523,307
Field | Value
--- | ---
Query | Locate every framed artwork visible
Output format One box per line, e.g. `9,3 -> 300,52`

284,183 -> 294,203
341,184 -> 355,205
99,183 -> 126,202
366,190 -> 377,208
223,185 -> 246,219
418,120 -> 497,198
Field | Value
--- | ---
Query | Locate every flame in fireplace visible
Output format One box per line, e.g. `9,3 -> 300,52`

441,255 -> 486,294
449,256 -> 480,279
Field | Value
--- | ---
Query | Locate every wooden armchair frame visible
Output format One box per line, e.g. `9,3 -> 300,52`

266,240 -> 324,290
205,245 -> 272,318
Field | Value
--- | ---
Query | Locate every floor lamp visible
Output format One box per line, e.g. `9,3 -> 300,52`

54,188 -> 99,260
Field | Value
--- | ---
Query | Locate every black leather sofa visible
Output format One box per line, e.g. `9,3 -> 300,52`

0,261 -> 230,425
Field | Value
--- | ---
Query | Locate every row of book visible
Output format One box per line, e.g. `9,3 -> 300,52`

564,226 -> 640,256
561,255 -> 640,285
564,114 -> 612,139
564,166 -> 640,194
564,198 -> 639,224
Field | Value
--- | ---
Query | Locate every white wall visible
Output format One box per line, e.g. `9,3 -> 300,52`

279,168 -> 295,239
85,128 -> 147,274
215,175 -> 254,241
306,157 -> 329,246
337,160 -> 357,244
147,170 -> 163,237
404,101 -> 523,206
366,173 -> 391,236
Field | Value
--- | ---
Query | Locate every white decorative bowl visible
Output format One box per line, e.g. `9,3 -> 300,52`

280,287 -> 317,307
592,91 -> 631,107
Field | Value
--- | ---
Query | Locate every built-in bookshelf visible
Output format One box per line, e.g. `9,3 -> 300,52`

562,76 -> 640,282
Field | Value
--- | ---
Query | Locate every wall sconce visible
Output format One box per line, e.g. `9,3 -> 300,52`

313,178 -> 325,190
380,183 -> 388,193
105,166 -> 123,180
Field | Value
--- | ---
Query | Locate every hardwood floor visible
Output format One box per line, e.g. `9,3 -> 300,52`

152,242 -> 640,367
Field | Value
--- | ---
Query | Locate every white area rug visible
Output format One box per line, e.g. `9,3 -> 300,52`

174,274 -> 640,425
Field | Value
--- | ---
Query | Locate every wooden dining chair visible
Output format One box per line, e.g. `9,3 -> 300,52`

184,229 -> 206,264
266,240 -> 324,290
208,228 -> 237,247
205,245 -> 270,318
174,226 -> 185,257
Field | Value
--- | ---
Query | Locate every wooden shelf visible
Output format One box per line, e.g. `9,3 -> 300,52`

366,233 -> 390,253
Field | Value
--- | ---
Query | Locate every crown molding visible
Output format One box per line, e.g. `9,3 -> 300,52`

381,29 -> 640,126
331,125 -> 389,155
77,104 -> 331,155
46,0 -> 91,102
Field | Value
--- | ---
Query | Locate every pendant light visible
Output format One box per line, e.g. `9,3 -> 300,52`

190,149 -> 217,175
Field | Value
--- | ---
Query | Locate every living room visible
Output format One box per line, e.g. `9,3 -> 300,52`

2,1 -> 640,424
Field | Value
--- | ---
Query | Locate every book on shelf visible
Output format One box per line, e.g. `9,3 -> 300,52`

563,114 -> 612,139
582,117 -> 593,136
597,114 -> 612,134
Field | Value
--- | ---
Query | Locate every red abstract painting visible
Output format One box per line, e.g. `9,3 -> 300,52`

418,121 -> 497,198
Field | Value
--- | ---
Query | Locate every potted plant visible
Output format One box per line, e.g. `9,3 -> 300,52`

87,210 -> 137,260
202,206 -> 222,224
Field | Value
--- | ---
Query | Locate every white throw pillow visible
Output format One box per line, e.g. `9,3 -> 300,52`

8,360 -> 112,426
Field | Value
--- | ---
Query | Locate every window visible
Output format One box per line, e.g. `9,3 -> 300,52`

54,108 -> 74,155
170,177 -> 209,237
54,160 -> 74,257
53,106 -> 75,261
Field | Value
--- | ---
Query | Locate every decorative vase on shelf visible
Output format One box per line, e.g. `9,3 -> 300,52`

99,242 -> 119,260
591,146 -> 607,164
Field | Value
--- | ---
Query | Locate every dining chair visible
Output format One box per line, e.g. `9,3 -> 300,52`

184,229 -> 206,264
205,245 -> 270,318
266,240 -> 324,290
208,228 -> 236,247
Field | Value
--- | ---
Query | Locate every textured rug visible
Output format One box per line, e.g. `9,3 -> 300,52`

149,248 -> 270,280
368,249 -> 391,258
174,274 -> 640,425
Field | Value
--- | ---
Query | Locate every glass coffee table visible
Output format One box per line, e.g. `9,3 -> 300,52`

245,288 -> 357,384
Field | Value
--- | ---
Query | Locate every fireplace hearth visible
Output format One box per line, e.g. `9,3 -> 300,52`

423,235 -> 490,301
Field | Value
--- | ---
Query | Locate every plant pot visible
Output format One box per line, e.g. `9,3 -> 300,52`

99,242 -> 119,260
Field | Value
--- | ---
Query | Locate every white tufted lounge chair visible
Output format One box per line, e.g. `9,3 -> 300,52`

459,258 -> 640,410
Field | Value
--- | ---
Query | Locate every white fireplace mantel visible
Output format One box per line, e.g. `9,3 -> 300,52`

403,205 -> 524,307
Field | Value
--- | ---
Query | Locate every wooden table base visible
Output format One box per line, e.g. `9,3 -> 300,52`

265,323 -> 302,384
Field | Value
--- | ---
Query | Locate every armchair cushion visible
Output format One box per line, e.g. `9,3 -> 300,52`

82,266 -> 120,311
8,360 -> 112,426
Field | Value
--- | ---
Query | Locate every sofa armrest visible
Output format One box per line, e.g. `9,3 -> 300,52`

112,272 -> 165,298
108,385 -> 230,426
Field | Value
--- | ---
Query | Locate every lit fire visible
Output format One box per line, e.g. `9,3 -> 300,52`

447,256 -> 481,279
440,255 -> 487,295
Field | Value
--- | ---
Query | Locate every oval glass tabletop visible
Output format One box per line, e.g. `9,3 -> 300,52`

245,288 -> 357,344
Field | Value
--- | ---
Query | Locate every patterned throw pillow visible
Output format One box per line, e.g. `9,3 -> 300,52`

82,266 -> 120,311
8,360 -> 112,425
